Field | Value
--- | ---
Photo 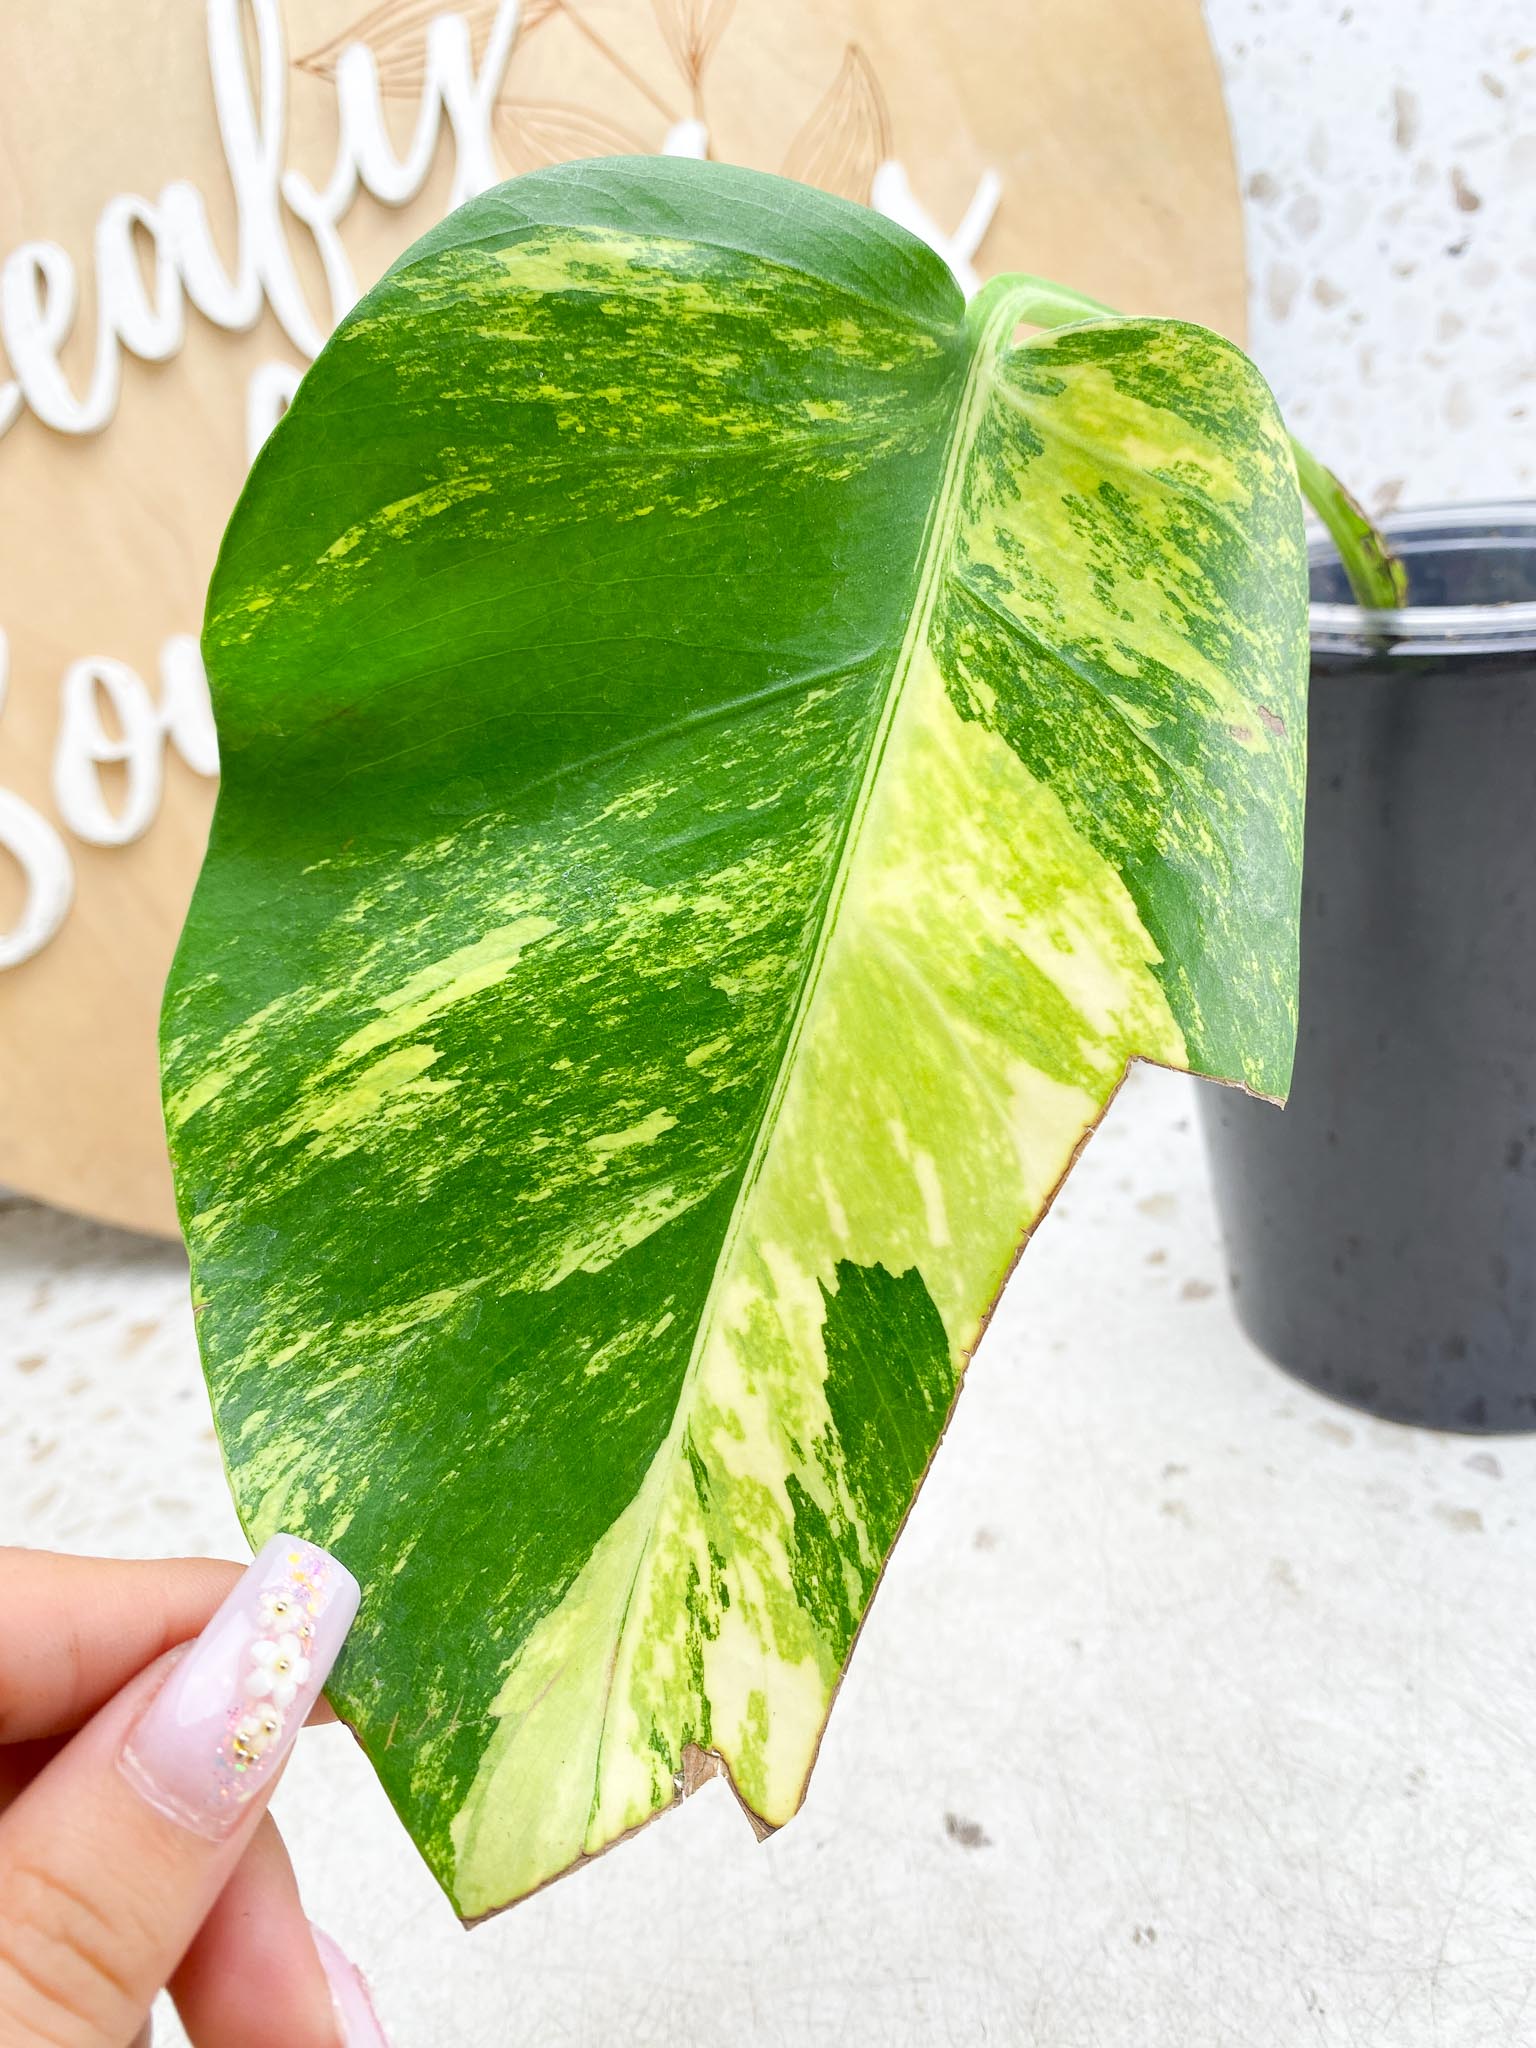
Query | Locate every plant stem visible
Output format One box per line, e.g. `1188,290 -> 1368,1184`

967,273 -> 1118,337
1288,437 -> 1409,610
974,274 -> 1409,612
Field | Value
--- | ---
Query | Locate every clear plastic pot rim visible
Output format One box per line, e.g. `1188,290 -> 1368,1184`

1308,500 -> 1536,659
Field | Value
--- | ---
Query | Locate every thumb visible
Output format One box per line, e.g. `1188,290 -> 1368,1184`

0,1536 -> 358,2048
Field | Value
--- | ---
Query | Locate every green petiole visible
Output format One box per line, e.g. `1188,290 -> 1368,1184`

1288,436 -> 1410,611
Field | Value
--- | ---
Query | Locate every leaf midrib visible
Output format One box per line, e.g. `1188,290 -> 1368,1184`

576,280 -> 1040,1824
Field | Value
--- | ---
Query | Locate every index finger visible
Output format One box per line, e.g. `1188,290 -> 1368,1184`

0,1552 -> 240,1744
0,1535 -> 360,2048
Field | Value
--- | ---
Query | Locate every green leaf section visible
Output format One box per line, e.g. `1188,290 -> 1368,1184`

162,158 -> 1307,1918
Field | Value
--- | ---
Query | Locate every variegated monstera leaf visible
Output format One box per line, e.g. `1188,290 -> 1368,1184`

163,157 -> 1307,1919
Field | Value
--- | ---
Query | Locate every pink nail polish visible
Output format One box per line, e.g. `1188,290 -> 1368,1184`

312,1925 -> 390,2047
118,1533 -> 360,1838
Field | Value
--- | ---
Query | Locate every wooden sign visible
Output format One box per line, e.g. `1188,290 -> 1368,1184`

0,0 -> 1244,1236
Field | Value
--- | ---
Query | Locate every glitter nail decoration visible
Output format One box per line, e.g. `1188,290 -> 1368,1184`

119,1532 -> 360,1839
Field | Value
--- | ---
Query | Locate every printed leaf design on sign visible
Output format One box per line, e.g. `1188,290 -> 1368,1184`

296,0 -> 558,94
163,158 -> 1307,1921
494,99 -> 647,173
781,45 -> 892,205
651,0 -> 738,98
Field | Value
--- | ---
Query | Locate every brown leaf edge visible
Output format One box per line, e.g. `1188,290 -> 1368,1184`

326,1052 -> 1274,1927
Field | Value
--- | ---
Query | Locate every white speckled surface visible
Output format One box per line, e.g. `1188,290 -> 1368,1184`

9,1069 -> 1536,2047
5,6 -> 1536,2041
1211,0 -> 1535,513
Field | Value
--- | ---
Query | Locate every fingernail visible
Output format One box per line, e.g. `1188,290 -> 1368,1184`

119,1533 -> 359,1839
312,1924 -> 390,2046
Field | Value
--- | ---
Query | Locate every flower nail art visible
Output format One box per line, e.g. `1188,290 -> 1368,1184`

256,1588 -> 312,1636
246,1632 -> 313,1710
223,1547 -> 331,1776
119,1532 -> 360,1838
231,1702 -> 284,1763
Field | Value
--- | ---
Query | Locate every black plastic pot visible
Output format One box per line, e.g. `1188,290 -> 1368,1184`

1200,503 -> 1536,1432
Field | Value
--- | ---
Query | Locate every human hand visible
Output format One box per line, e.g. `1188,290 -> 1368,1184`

0,1538 -> 389,2047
